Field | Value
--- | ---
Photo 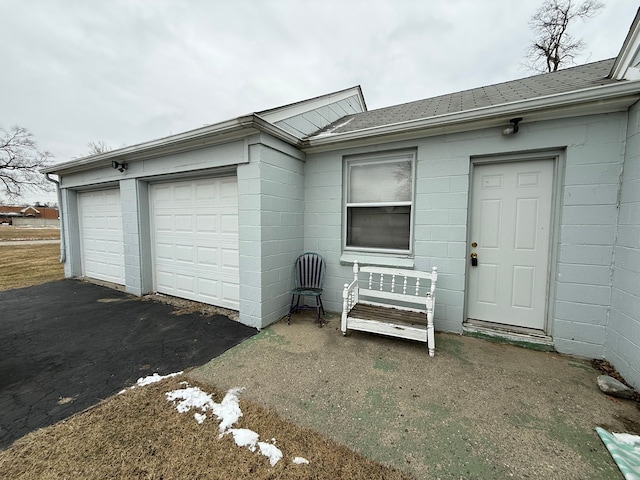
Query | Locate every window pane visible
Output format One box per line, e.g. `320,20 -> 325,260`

349,160 -> 412,203
347,206 -> 410,250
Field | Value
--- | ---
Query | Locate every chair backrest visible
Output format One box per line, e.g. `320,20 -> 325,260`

294,252 -> 326,289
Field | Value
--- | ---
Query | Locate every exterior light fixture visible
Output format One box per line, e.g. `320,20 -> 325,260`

111,160 -> 128,172
502,117 -> 522,136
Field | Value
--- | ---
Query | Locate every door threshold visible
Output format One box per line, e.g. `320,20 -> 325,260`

463,319 -> 554,351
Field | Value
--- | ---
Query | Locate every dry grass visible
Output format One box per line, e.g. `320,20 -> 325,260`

0,236 -> 407,479
0,226 -> 60,241
0,377 -> 412,480
0,243 -> 64,290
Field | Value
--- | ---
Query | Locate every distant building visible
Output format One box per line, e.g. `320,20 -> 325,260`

0,205 -> 60,226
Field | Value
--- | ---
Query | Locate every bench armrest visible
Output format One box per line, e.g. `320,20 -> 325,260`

342,278 -> 358,298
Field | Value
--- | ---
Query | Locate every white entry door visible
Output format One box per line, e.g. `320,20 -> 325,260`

150,177 -> 239,310
467,159 -> 554,330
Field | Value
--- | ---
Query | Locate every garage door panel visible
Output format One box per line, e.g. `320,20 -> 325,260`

172,216 -> 192,233
174,244 -> 194,263
221,214 -> 238,234
156,270 -> 174,290
174,185 -> 193,201
175,274 -> 196,293
103,190 -> 119,203
106,215 -> 122,230
222,283 -> 239,304
154,215 -> 173,232
79,189 -> 125,285
156,242 -> 174,260
197,246 -> 218,266
222,248 -> 239,270
220,178 -> 238,197
153,185 -> 172,202
195,183 -> 216,200
198,278 -> 218,297
106,239 -> 123,255
150,177 -> 239,310
196,214 -> 217,233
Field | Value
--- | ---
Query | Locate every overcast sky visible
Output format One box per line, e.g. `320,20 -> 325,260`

1,0 -> 638,204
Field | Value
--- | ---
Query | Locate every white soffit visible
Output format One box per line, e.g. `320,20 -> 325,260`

258,86 -> 366,124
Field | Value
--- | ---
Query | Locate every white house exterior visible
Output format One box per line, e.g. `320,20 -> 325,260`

44,14 -> 640,389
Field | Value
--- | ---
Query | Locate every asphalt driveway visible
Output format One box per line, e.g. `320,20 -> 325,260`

0,279 -> 256,449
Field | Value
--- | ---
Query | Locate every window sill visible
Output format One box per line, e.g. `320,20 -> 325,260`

340,252 -> 415,269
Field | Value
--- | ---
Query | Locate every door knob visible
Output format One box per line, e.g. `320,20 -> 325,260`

470,252 -> 478,267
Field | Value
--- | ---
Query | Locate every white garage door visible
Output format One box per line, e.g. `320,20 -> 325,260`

78,189 -> 125,285
150,177 -> 239,310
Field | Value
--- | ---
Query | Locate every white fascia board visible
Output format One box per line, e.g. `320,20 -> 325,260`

611,8 -> 640,80
42,115 -> 301,175
251,114 -> 303,145
303,81 -> 640,153
258,86 -> 366,123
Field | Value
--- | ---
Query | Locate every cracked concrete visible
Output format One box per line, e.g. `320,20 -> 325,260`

189,311 -> 640,480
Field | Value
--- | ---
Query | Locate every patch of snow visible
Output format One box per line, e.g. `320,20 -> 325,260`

258,441 -> 283,466
211,387 -> 244,434
228,428 -> 259,452
293,456 -> 310,464
165,385 -> 244,435
166,386 -> 215,414
165,383 -> 300,468
137,371 -> 183,387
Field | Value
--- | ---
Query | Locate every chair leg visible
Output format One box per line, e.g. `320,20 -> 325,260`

287,295 -> 296,325
319,296 -> 325,315
316,296 -> 322,327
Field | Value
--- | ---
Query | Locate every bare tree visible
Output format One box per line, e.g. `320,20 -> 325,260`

526,0 -> 603,73
0,125 -> 54,199
87,140 -> 112,155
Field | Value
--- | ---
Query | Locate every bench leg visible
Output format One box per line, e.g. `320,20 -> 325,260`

340,311 -> 348,336
427,311 -> 435,357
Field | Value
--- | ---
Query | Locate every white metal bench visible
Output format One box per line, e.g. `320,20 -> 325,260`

341,262 -> 438,356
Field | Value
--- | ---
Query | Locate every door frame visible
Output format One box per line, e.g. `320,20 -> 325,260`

464,150 -> 565,336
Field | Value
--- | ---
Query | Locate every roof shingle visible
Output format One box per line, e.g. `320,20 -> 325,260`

311,59 -> 617,136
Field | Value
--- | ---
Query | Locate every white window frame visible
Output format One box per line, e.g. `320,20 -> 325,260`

343,150 -> 416,255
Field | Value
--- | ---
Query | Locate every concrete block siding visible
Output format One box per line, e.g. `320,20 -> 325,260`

120,178 -> 143,295
608,101 -> 640,389
554,113 -> 626,359
304,112 -> 629,360
238,137 -> 305,329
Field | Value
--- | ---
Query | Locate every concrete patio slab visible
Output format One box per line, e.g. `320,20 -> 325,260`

189,311 -> 640,480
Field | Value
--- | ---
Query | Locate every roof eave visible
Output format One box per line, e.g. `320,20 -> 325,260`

302,81 -> 640,153
610,8 -> 640,79
42,115 -> 302,175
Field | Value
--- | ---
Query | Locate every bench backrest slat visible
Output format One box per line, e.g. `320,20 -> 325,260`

359,288 -> 428,308
353,262 -> 437,309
